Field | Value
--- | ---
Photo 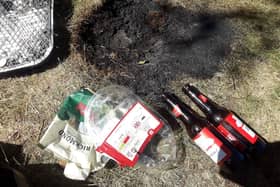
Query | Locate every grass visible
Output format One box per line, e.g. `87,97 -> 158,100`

69,0 -> 104,50
0,0 -> 279,186
274,86 -> 280,99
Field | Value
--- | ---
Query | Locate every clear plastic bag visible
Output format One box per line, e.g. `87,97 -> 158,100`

84,85 -> 178,169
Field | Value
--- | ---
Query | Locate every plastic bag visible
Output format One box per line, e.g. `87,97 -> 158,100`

39,88 -> 109,180
83,85 -> 178,169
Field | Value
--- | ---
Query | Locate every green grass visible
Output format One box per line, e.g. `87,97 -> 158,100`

267,50 -> 280,72
273,86 -> 280,99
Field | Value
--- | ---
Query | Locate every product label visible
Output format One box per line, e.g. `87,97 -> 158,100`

224,113 -> 258,144
97,102 -> 163,167
76,102 -> 87,116
57,88 -> 94,122
198,94 -> 208,103
58,129 -> 91,152
39,116 -> 99,169
193,128 -> 231,165
217,124 -> 246,151
172,105 -> 182,117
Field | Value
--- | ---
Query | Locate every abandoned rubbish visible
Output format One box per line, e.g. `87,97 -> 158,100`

182,84 -> 267,157
162,92 -> 245,168
83,85 -> 178,168
39,85 -> 179,180
39,88 -> 109,180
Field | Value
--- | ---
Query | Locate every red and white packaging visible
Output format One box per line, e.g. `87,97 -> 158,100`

193,127 -> 231,165
224,113 -> 258,144
216,124 -> 246,151
96,102 -> 163,167
172,105 -> 183,117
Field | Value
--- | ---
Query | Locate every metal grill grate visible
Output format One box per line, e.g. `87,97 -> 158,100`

0,0 -> 53,73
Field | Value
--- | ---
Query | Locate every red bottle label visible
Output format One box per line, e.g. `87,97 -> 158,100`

216,124 -> 246,151
224,113 -> 258,144
198,94 -> 208,103
193,128 -> 231,165
172,105 -> 182,117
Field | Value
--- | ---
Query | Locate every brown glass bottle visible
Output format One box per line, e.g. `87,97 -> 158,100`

162,93 -> 245,165
182,84 -> 267,155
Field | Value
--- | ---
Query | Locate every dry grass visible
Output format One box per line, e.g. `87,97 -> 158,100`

0,0 -> 279,186
172,0 -> 280,142
70,0 -> 105,49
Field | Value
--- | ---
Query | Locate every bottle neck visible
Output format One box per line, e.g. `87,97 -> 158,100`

187,91 -> 213,115
183,85 -> 227,117
162,93 -> 204,134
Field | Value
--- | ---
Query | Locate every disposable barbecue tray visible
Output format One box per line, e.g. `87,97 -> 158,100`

0,0 -> 53,73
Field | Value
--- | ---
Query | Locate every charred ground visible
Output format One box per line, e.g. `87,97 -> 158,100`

78,0 -> 234,102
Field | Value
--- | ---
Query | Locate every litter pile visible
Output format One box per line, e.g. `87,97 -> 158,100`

39,84 -> 267,181
39,86 -> 180,180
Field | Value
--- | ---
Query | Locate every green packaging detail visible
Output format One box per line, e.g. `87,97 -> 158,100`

57,88 -> 95,122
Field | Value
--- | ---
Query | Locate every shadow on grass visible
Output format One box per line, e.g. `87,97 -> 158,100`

219,8 -> 280,51
0,142 -> 88,187
271,0 -> 280,5
77,1 -> 280,102
0,0 -> 73,79
78,0 -> 235,102
204,7 -> 280,84
25,164 -> 89,187
220,142 -> 280,187
2,140 -> 280,186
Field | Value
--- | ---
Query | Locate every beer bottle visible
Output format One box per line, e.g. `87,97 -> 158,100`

162,93 -> 245,166
182,84 -> 267,155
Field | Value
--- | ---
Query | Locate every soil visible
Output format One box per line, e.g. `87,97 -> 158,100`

78,0 -> 234,103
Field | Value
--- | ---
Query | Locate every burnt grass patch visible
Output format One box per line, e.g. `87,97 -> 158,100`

78,0 -> 234,102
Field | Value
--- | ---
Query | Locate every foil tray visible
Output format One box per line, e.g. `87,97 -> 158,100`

0,0 -> 53,73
